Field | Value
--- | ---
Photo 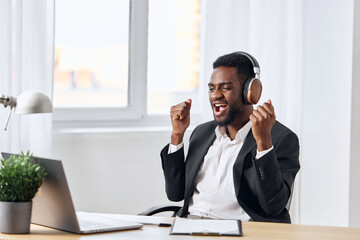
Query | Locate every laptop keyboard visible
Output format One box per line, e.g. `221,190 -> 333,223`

79,220 -> 113,230
76,212 -> 143,233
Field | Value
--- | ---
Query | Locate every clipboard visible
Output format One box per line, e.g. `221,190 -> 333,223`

170,216 -> 242,236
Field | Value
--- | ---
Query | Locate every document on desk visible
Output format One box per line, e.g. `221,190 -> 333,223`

170,216 -> 242,236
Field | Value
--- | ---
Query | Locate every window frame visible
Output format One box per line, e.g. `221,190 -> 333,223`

52,0 -> 206,131
52,0 -> 148,123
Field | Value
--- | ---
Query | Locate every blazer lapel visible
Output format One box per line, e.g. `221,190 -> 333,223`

233,129 -> 257,198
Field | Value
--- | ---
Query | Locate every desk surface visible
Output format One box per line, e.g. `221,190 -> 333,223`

1,214 -> 359,240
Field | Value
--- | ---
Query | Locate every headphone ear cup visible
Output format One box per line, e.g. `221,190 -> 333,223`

243,78 -> 262,105
243,79 -> 251,105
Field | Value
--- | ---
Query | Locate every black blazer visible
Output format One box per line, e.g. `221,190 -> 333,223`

161,120 -> 300,223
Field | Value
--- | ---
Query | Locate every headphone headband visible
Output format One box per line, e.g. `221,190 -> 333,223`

234,51 -> 260,79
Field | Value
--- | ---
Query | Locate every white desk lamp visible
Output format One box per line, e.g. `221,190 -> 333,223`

0,90 -> 52,130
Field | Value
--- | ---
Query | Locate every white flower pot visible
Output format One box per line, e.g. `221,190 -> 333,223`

0,201 -> 32,233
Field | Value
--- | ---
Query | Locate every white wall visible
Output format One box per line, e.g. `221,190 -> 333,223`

349,0 -> 360,228
52,129 -> 191,215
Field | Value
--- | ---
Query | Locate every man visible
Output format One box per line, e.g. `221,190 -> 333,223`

160,52 -> 300,223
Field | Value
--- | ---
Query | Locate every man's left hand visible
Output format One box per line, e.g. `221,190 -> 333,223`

249,99 -> 276,151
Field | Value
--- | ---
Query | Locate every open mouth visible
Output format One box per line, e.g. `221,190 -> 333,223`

213,103 -> 228,116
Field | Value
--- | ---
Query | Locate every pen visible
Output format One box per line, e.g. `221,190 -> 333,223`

158,223 -> 172,227
142,222 -> 172,227
192,232 -> 220,236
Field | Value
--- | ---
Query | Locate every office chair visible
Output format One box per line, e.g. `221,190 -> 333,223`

139,183 -> 294,217
140,199 -> 291,217
285,182 -> 295,210
138,205 -> 182,217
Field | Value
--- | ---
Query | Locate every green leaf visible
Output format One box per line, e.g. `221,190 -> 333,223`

0,151 -> 47,202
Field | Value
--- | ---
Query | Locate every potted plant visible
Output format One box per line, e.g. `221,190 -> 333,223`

0,151 -> 47,233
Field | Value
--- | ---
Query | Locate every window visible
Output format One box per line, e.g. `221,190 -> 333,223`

53,0 -> 147,123
53,0 -> 201,126
147,0 -> 200,114
54,0 -> 130,108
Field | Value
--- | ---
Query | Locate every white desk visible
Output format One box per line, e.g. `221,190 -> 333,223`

1,214 -> 359,240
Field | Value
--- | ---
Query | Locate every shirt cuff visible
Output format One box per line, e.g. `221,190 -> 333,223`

168,142 -> 184,154
256,146 -> 274,159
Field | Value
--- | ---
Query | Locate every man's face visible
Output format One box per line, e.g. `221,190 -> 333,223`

208,67 -> 245,126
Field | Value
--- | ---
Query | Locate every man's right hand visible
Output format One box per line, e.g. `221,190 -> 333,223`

170,99 -> 192,145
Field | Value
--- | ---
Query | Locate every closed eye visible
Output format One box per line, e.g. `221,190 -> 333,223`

208,82 -> 233,92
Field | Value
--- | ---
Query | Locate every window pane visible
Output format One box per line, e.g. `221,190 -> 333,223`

53,0 -> 129,108
147,0 -> 201,114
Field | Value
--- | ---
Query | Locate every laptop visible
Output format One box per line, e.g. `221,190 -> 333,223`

1,152 -> 143,234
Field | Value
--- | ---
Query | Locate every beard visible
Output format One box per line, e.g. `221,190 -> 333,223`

214,102 -> 244,126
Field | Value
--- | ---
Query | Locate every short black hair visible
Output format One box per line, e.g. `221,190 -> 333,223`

213,52 -> 255,83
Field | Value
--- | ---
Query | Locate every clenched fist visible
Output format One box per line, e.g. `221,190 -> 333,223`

249,99 -> 276,151
170,99 -> 192,145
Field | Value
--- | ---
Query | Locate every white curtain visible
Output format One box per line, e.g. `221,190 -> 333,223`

200,0 -> 303,223
0,0 -> 54,157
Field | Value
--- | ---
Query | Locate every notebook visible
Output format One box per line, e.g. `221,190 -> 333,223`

1,152 -> 143,234
170,216 -> 242,236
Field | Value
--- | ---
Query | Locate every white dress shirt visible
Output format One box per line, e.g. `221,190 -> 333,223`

168,121 -> 273,220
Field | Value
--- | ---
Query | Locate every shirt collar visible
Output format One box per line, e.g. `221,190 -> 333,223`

215,121 -> 252,143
